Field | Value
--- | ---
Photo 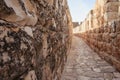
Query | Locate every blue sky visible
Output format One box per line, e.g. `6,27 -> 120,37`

68,0 -> 96,22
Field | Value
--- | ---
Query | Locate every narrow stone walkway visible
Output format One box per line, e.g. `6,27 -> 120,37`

61,36 -> 120,80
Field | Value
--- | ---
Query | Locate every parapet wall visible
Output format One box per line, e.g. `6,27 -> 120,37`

76,0 -> 120,71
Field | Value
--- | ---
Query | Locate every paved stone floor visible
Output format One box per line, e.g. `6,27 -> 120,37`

61,36 -> 120,80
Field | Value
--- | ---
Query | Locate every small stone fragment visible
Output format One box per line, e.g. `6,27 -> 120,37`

2,52 -> 11,63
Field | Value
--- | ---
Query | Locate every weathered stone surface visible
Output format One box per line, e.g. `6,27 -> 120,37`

105,2 -> 119,12
0,0 -> 73,80
104,12 -> 119,22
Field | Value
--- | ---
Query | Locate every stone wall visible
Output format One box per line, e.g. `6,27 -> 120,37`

76,0 -> 120,71
0,0 -> 73,80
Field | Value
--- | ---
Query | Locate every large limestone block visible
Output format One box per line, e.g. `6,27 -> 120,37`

3,0 -> 38,26
104,2 -> 119,12
46,0 -> 54,5
104,12 -> 119,22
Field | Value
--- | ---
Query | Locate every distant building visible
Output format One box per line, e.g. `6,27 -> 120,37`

72,22 -> 79,28
72,22 -> 80,33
